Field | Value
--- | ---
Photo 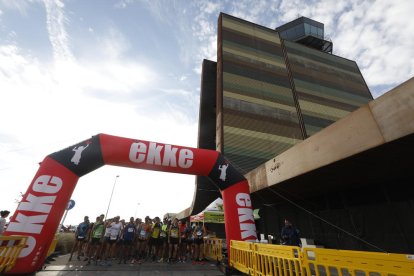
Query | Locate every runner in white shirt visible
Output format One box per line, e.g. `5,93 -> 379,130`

100,218 -> 113,264
108,216 -> 123,263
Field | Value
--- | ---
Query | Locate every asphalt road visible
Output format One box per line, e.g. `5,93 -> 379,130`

34,254 -> 225,276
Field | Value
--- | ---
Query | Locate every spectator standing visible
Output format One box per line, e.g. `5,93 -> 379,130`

280,219 -> 301,247
0,210 -> 10,235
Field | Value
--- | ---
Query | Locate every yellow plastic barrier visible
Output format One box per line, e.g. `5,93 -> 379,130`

302,247 -> 414,276
253,243 -> 302,276
230,240 -> 255,275
0,235 -> 28,273
204,237 -> 224,262
230,241 -> 414,276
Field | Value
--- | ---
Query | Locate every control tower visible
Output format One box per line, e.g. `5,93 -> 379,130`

276,16 -> 333,53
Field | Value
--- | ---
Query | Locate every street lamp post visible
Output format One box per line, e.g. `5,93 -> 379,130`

134,202 -> 140,218
105,175 -> 119,220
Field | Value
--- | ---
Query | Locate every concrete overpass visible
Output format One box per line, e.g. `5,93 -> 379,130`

246,77 -> 414,253
246,76 -> 414,197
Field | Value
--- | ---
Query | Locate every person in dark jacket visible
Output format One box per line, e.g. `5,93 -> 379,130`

280,219 -> 301,247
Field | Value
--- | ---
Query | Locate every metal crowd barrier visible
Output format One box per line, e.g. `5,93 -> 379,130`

230,241 -> 414,276
204,237 -> 224,262
0,235 -> 28,273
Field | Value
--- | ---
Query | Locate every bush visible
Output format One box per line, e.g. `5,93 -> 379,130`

55,233 -> 75,254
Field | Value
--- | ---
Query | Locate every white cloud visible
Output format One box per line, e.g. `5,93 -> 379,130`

255,0 -> 414,97
0,0 -> 199,224
44,0 -> 73,62
331,0 -> 414,96
2,0 -> 413,226
204,1 -> 219,14
0,38 -> 198,222
140,0 -> 414,99
0,44 -> 53,96
0,0 -> 31,15
96,27 -> 131,59
114,0 -> 135,9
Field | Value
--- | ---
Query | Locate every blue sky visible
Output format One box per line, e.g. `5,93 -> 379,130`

1,0 -> 413,225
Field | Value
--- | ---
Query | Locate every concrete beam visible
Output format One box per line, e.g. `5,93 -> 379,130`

246,76 -> 414,193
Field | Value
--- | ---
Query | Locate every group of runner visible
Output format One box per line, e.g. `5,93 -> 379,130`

68,214 -> 207,266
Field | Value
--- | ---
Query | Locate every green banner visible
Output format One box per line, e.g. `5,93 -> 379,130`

193,209 -> 260,224
204,211 -> 225,223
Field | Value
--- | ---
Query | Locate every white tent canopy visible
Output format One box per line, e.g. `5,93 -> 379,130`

190,197 -> 259,223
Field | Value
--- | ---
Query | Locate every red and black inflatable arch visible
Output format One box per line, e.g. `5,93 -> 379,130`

4,134 -> 257,274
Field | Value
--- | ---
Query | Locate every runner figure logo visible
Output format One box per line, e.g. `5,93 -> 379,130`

70,142 -> 90,165
218,162 -> 229,181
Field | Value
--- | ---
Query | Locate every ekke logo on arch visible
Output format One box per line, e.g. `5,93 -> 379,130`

129,141 -> 194,168
236,193 -> 257,241
7,175 -> 63,258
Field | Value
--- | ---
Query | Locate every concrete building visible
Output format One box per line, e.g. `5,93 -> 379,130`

216,13 -> 372,173
187,13 -> 414,254
192,13 -> 372,215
